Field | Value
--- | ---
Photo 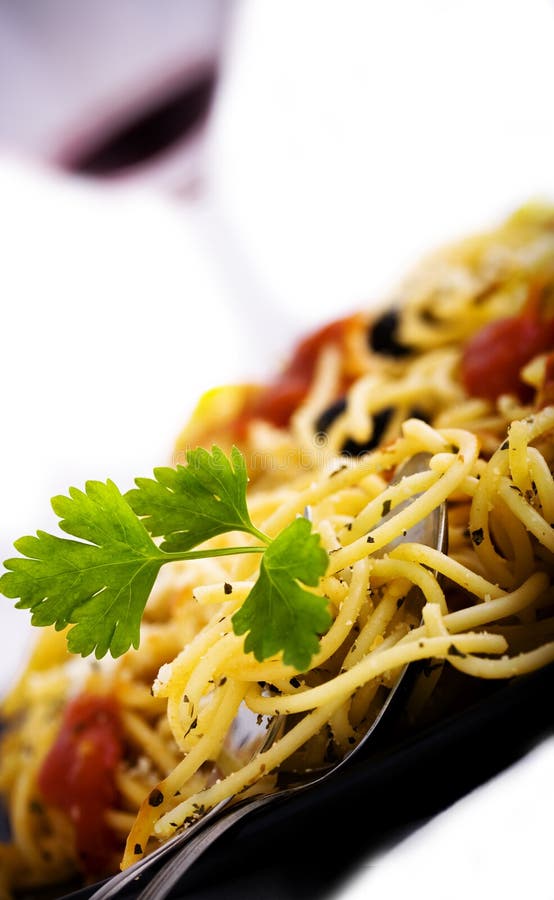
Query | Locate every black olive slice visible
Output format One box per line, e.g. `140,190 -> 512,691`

341,408 -> 393,457
315,400 -> 429,458
315,398 -> 347,437
369,309 -> 412,357
315,402 -> 392,457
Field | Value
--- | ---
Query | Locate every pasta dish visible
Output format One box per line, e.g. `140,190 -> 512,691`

1,203 -> 554,898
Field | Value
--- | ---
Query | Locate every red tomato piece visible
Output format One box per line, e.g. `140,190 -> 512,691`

460,314 -> 554,403
242,313 -> 361,429
38,693 -> 123,876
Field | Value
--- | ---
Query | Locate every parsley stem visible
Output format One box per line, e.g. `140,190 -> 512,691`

163,545 -> 266,562
248,526 -> 272,546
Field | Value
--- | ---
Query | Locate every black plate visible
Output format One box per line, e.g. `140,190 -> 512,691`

5,663 -> 554,900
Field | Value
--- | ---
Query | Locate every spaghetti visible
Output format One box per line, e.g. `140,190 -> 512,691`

1,203 -> 554,898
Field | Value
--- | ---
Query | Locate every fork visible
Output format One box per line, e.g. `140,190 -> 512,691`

89,452 -> 447,900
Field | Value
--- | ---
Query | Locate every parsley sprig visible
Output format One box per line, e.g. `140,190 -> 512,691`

0,447 -> 330,670
126,446 -> 268,551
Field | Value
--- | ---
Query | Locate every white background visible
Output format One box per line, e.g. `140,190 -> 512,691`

0,1 -> 553,897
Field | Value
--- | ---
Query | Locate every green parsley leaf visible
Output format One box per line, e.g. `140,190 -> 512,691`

232,517 -> 330,671
126,445 -> 267,552
1,447 -> 331,667
0,480 -> 165,659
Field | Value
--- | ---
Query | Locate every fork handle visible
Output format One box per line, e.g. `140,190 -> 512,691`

88,798 -> 232,900
136,791 -> 284,900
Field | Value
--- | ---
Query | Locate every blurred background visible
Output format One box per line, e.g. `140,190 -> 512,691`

1,1 -> 554,895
